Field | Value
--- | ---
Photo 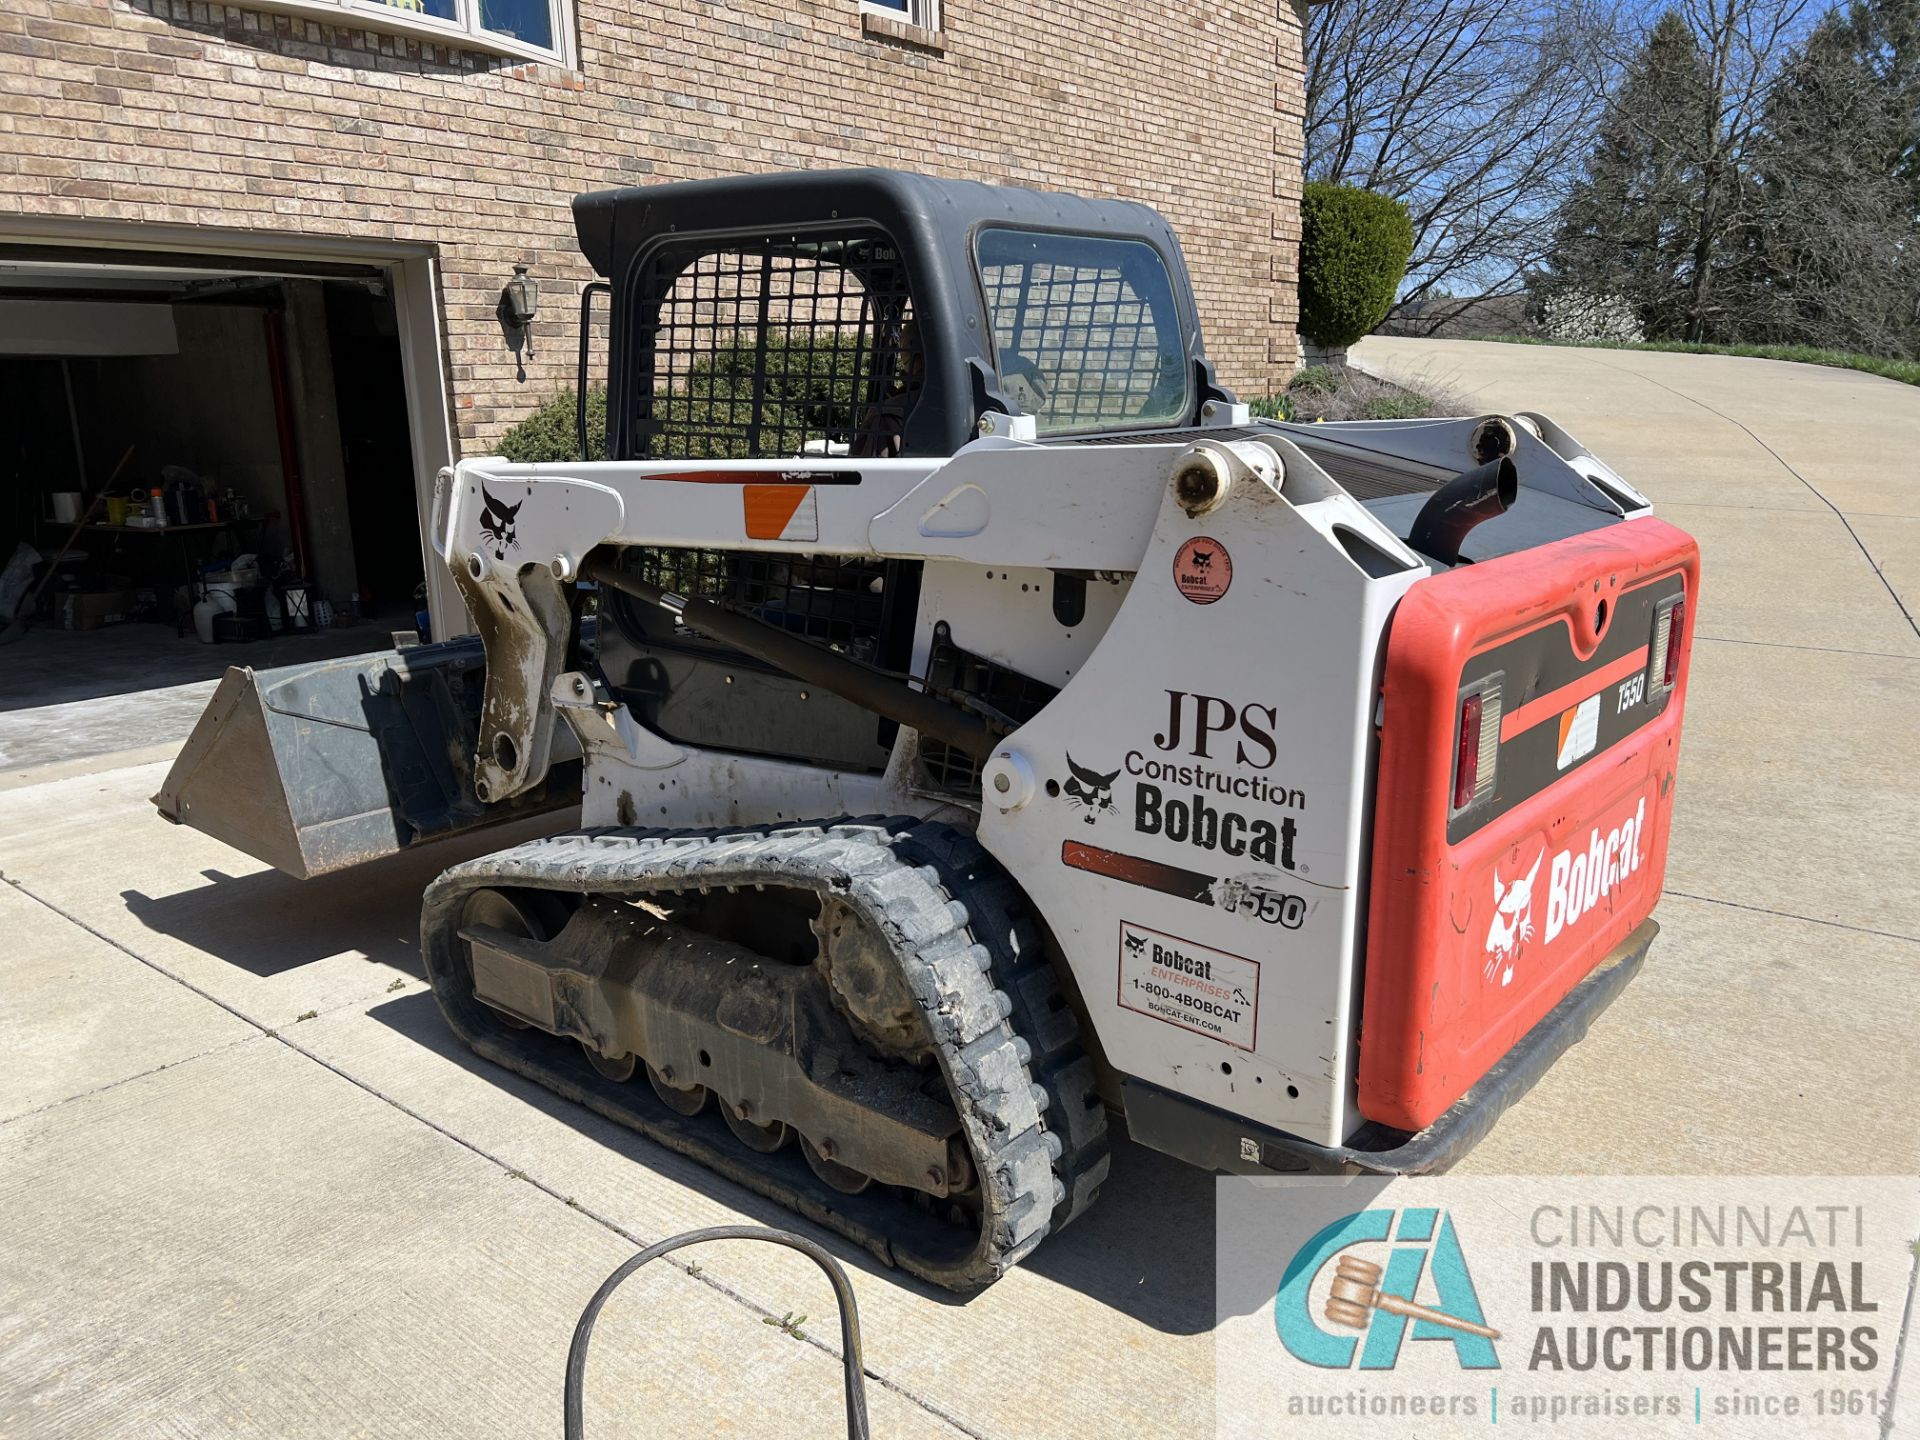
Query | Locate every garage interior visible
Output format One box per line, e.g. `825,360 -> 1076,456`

0,248 -> 432,772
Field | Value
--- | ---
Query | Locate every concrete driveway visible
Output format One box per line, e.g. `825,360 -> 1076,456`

4,337 -> 1917,1438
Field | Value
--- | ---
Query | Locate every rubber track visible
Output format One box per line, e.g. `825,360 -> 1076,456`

890,823 -> 1111,1231
419,819 -> 1068,1290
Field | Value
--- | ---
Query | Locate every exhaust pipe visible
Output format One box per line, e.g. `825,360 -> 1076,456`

1408,456 -> 1518,566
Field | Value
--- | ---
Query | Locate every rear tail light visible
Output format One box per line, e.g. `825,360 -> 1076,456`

1650,598 -> 1685,690
1663,601 -> 1685,684
1452,683 -> 1501,811
1453,695 -> 1481,809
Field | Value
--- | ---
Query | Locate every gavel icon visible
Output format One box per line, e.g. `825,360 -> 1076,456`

1324,1256 -> 1501,1340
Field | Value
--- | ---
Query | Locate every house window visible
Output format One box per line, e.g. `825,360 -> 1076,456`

859,0 -> 941,36
249,0 -> 571,63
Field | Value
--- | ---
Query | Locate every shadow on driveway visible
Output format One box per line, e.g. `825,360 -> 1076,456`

363,987 -> 1221,1335
121,865 -> 425,976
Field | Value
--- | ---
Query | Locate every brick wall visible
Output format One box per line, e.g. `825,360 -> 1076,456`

0,0 -> 1304,452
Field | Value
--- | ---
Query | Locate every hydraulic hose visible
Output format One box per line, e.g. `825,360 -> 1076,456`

564,1225 -> 870,1440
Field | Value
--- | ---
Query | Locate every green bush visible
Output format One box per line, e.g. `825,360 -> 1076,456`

497,387 -> 607,463
1298,184 -> 1415,349
497,334 -> 880,463
1288,364 -> 1347,396
659,333 -> 876,458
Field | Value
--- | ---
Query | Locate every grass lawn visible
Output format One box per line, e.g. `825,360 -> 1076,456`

1470,335 -> 1920,388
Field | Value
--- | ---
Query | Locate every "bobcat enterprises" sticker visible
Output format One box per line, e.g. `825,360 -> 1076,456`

1117,920 -> 1259,1049
1172,536 -> 1232,604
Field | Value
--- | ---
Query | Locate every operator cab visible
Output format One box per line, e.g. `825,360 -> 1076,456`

572,169 -> 1230,778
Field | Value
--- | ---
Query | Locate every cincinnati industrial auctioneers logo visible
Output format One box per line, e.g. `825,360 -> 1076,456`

1220,1179 -> 1915,1439
1275,1208 -> 1501,1371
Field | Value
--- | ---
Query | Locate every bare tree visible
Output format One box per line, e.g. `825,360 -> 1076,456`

1303,0 -> 1613,332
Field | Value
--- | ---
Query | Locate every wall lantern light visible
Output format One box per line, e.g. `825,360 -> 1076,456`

503,264 -> 539,362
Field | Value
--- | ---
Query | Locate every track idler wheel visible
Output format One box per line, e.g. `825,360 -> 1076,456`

801,1136 -> 872,1195
646,1062 -> 711,1117
462,887 -> 571,1031
723,1101 -> 791,1153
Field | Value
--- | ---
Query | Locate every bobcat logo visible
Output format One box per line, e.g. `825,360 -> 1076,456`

478,484 -> 523,560
1123,931 -> 1148,957
1485,849 -> 1542,986
1191,548 -> 1215,570
1062,754 -> 1120,823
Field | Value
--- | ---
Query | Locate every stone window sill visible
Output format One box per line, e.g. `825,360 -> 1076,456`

861,11 -> 946,52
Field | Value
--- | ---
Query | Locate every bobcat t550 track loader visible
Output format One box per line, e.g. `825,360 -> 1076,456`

157,170 -> 1699,1289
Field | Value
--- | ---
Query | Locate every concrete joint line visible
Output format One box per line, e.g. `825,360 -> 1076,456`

1695,634 -> 1920,663
0,1034 -> 257,1130
0,875 -> 988,1440
1593,357 -> 1920,640
1663,887 -> 1920,946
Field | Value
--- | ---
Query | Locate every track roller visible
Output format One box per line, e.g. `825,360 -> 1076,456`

723,1102 -> 792,1153
802,1136 -> 873,1195
646,1062 -> 710,1116
582,1045 -> 637,1082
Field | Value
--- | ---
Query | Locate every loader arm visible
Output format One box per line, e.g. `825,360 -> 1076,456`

438,438 -> 1260,806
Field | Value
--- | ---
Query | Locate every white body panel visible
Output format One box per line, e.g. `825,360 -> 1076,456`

973,449 -> 1421,1145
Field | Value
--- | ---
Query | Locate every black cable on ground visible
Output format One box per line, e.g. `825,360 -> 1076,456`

564,1225 -> 871,1440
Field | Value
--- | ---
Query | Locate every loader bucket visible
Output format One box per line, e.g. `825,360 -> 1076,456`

153,637 -> 576,880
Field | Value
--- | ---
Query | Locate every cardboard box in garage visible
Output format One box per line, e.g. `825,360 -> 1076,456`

52,589 -> 137,631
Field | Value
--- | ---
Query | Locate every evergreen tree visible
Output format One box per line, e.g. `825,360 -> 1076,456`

1739,2 -> 1918,355
1544,12 -> 1711,336
1849,0 -> 1920,222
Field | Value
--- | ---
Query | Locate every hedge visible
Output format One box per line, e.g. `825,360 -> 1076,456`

1298,183 -> 1414,350
496,386 -> 607,464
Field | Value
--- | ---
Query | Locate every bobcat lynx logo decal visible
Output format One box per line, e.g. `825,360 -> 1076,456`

1124,931 -> 1148,957
1061,754 -> 1120,823
1484,849 -> 1542,987
478,484 -> 522,560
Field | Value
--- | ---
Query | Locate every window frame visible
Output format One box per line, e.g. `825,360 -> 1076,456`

245,0 -> 574,66
857,0 -> 942,37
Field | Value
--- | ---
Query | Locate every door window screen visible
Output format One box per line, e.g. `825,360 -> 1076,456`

627,234 -> 919,460
974,229 -> 1190,435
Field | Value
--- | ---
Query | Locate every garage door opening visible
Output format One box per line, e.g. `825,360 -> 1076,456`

0,247 -> 442,774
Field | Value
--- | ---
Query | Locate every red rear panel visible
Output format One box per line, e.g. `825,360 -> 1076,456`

1360,516 -> 1699,1132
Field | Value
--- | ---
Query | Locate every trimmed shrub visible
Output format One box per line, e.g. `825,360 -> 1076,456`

497,387 -> 607,463
658,333 -> 876,458
1297,184 -> 1415,349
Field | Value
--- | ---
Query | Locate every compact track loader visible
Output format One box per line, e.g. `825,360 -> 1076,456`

159,170 -> 1699,1289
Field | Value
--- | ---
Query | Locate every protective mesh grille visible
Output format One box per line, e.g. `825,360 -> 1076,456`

918,636 -> 1059,795
631,238 -> 918,461
616,547 -> 890,664
978,262 -> 1159,430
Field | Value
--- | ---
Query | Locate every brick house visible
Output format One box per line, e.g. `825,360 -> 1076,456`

0,0 -> 1307,634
